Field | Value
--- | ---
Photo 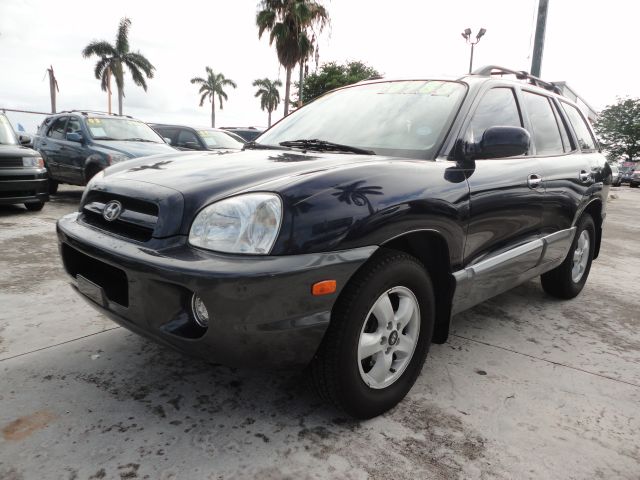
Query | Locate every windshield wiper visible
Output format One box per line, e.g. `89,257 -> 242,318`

243,140 -> 286,150
92,136 -> 117,140
279,139 -> 375,155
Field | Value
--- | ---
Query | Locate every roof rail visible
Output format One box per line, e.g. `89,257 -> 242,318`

471,65 -> 562,94
58,109 -> 133,118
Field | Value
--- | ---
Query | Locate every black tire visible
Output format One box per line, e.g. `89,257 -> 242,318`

541,214 -> 595,299
24,201 -> 44,212
631,182 -> 639,188
48,179 -> 58,194
310,249 -> 435,419
84,166 -> 102,185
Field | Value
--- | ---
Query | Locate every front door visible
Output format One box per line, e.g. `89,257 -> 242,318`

455,86 -> 545,312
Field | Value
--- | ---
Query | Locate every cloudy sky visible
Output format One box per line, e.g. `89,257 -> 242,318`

1,0 -> 637,133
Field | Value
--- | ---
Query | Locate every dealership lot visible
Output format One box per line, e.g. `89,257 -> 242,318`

0,186 -> 639,479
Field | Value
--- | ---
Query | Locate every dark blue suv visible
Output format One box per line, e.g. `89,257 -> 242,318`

34,111 -> 175,193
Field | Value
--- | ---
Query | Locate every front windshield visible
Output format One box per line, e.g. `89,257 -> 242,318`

198,129 -> 245,149
86,117 -> 164,143
0,115 -> 18,145
258,80 -> 466,159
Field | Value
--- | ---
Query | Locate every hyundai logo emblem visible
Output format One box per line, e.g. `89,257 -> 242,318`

103,200 -> 123,222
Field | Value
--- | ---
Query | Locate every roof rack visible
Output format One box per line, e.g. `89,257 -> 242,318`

59,109 -> 133,118
471,65 -> 562,94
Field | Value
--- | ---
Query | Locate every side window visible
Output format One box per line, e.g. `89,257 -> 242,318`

66,117 -> 82,135
561,103 -> 597,151
177,129 -> 201,149
47,117 -> 68,140
522,91 -> 564,156
468,88 -> 522,143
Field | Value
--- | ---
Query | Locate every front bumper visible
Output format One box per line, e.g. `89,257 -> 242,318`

57,213 -> 376,368
0,167 -> 49,205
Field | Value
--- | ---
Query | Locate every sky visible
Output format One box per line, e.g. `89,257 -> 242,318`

1,0 -> 638,134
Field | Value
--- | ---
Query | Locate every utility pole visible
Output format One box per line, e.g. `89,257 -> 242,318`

531,0 -> 549,77
461,28 -> 487,73
46,66 -> 59,113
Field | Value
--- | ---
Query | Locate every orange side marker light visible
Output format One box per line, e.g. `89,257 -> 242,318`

312,280 -> 337,296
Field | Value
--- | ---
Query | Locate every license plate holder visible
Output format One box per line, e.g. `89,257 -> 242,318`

77,275 -> 108,307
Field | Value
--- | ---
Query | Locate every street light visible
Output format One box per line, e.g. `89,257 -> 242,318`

461,27 -> 487,73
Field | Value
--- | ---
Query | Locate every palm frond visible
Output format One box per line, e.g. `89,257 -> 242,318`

199,92 -> 209,107
190,77 -> 206,85
125,51 -> 155,78
124,58 -> 148,91
115,17 -> 131,53
82,41 -> 117,58
93,56 -> 112,81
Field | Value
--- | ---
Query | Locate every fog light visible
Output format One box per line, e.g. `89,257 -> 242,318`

191,294 -> 209,328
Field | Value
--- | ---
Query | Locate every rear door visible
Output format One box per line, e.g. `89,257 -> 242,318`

455,86 -> 545,311
39,116 -> 68,179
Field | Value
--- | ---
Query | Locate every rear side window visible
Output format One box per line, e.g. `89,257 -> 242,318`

522,92 -> 564,156
468,88 -> 522,143
47,117 -> 67,140
561,103 -> 597,151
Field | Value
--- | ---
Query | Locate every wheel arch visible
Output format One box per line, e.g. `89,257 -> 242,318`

84,154 -> 106,184
370,229 -> 456,344
581,198 -> 603,260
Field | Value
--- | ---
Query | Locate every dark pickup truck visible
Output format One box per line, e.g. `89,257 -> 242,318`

57,66 -> 610,418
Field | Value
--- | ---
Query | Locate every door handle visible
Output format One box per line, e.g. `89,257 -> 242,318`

579,170 -> 591,182
527,174 -> 542,189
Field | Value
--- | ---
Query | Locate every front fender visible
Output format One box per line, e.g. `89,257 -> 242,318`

272,160 -> 470,270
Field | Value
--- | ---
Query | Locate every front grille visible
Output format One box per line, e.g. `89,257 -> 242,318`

61,244 -> 129,307
80,191 -> 159,242
0,157 -> 23,168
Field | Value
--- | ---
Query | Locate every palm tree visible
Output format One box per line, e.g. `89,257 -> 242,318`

190,68 -> 237,128
256,0 -> 329,116
253,78 -> 282,127
82,17 -> 155,116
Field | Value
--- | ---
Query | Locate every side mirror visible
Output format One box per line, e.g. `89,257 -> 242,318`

478,126 -> 530,159
163,137 -> 173,145
18,134 -> 32,146
66,132 -> 84,143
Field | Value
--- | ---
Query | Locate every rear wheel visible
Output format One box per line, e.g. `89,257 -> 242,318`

48,179 -> 58,194
541,214 -> 595,299
24,201 -> 44,212
310,249 -> 435,419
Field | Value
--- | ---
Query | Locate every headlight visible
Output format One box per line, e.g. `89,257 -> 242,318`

189,193 -> 282,254
23,156 -> 44,168
108,153 -> 130,165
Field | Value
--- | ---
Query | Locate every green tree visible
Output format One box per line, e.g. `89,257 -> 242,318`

594,98 -> 640,162
256,0 -> 329,116
82,17 -> 155,116
294,61 -> 381,104
253,78 -> 282,127
190,67 -> 237,128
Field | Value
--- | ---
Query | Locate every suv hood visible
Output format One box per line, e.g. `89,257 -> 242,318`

93,140 -> 175,158
102,149 -> 386,199
0,144 -> 40,157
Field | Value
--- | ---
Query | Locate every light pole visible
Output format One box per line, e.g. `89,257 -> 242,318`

461,27 -> 487,73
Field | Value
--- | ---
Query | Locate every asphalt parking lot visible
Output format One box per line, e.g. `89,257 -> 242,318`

1,185 -> 639,480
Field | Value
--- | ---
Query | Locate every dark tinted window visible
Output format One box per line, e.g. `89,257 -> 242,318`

177,129 -> 201,149
47,117 -> 67,140
561,103 -> 596,151
468,88 -> 521,143
523,92 -> 564,155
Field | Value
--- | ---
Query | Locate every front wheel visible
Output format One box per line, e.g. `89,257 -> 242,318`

24,201 -> 44,212
310,249 -> 434,419
541,214 -> 595,299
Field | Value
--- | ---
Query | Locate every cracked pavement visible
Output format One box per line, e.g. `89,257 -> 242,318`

0,185 -> 639,479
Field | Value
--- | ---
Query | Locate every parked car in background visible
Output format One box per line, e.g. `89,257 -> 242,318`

0,112 -> 48,211
150,124 -> 245,151
220,127 -> 263,142
619,163 -> 636,185
57,66 -> 609,419
610,164 -> 621,186
33,111 -> 175,193
630,167 -> 640,188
